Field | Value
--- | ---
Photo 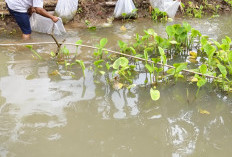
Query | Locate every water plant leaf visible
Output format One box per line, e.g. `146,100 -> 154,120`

94,60 -> 104,67
228,51 -> 232,62
189,51 -> 197,59
100,38 -> 108,48
169,40 -> 178,45
191,77 -> 198,82
76,60 -> 85,77
145,64 -> 154,74
76,40 -> 83,45
158,47 -> 167,65
50,51 -> 56,57
217,64 -> 227,78
197,77 -> 207,88
199,109 -> 210,115
106,62 -> 111,70
200,64 -> 207,74
183,22 -> 191,32
49,70 -> 60,76
120,25 -> 127,31
99,71 -> 105,75
173,62 -> 188,73
150,88 -> 160,101
113,57 -> 129,69
129,47 -> 136,55
114,82 -> 123,90
166,25 -> 175,37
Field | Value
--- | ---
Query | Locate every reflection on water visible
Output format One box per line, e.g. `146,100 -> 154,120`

1,16 -> 232,156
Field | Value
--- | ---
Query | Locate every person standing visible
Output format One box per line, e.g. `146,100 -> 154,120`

5,0 -> 59,40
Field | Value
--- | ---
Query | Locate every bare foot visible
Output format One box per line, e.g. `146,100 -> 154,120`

22,34 -> 31,40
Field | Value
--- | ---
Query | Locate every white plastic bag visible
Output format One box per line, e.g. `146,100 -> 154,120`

55,0 -> 79,23
150,0 -> 180,18
114,0 -> 137,18
30,13 -> 66,35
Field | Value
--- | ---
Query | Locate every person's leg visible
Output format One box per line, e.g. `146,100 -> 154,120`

7,5 -> 32,39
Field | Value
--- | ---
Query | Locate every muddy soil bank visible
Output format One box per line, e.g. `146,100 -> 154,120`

0,0 -> 231,36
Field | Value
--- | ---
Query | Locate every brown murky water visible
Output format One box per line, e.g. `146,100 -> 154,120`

1,15 -> 232,157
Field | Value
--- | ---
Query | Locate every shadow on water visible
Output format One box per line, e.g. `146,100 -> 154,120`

1,15 -> 232,156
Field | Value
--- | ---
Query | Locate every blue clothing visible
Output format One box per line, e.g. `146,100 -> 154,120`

7,4 -> 32,34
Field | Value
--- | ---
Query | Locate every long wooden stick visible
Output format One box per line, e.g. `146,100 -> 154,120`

0,42 -> 217,79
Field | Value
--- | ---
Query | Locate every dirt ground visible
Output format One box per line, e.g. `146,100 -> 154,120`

0,0 -> 231,35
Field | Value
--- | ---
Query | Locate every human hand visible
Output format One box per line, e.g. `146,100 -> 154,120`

51,16 -> 59,23
28,7 -> 36,15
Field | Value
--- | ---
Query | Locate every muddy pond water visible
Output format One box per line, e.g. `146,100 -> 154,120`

1,15 -> 232,157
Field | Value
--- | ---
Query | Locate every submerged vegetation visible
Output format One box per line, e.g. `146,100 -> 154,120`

27,21 -> 232,102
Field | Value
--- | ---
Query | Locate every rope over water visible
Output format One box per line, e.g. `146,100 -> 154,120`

0,42 -> 217,79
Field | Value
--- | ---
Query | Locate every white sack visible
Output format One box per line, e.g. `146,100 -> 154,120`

114,0 -> 137,18
150,0 -> 180,18
55,0 -> 79,23
30,13 -> 66,35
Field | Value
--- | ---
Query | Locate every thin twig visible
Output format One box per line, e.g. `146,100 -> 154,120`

0,42 -> 217,79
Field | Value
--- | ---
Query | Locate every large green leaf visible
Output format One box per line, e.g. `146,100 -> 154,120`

197,77 -> 207,88
113,57 -> 129,69
173,62 -> 188,73
200,64 -> 207,74
100,38 -> 108,48
183,22 -> 191,32
145,64 -> 154,73
158,47 -> 167,65
166,25 -> 175,37
217,64 -> 227,78
150,88 -> 160,101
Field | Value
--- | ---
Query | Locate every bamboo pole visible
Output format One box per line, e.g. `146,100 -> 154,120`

0,42 -> 217,79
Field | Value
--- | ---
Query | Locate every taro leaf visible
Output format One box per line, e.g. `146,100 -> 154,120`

200,36 -> 209,47
25,45 -> 33,49
150,88 -> 160,101
166,25 -> 175,37
105,62 -> 111,70
76,40 -> 83,45
129,47 -> 136,55
228,51 -> 232,62
226,36 -> 232,44
189,51 -> 197,59
145,64 -> 154,73
144,50 -> 148,61
113,57 -> 129,69
152,58 -> 161,64
183,22 -> 191,32
200,64 -> 207,74
217,64 -> 227,78
50,51 -> 56,57
197,77 -> 207,88
155,36 -> 164,44
76,60 -> 86,77
99,71 -> 105,75
213,40 -> 222,50
127,84 -> 136,90
191,28 -> 201,38
100,38 -> 108,48
169,40 -> 178,45
146,28 -> 157,37
203,43 -> 216,60
94,60 -> 104,67
167,68 -> 175,75
176,27 -> 185,35
158,47 -> 167,65
199,109 -> 210,115
173,62 -> 188,73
